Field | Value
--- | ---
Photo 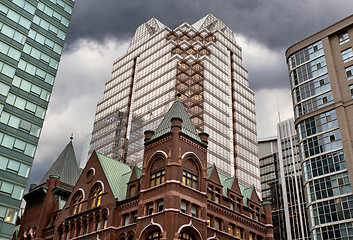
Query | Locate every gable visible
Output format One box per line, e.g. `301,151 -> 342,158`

54,151 -> 117,227
250,186 -> 261,204
207,164 -> 221,184
96,152 -> 132,200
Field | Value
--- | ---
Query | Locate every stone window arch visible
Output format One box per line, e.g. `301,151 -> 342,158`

102,211 -> 108,229
149,156 -> 166,187
182,156 -> 200,189
95,214 -> 101,231
71,191 -> 84,215
89,183 -> 103,208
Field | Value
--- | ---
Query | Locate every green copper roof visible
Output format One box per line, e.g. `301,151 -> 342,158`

96,152 -> 132,200
40,140 -> 80,187
206,164 -> 263,207
207,164 -> 216,178
239,184 -> 254,207
149,97 -> 202,143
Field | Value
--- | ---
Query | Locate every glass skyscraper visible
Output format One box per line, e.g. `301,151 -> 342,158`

0,0 -> 75,238
286,14 -> 353,240
259,118 -> 310,240
89,14 -> 261,193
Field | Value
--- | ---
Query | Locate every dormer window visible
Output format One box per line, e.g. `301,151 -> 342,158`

150,168 -> 165,187
182,169 -> 198,189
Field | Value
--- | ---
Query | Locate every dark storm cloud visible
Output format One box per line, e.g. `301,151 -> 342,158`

26,1 -> 352,188
66,0 -> 353,51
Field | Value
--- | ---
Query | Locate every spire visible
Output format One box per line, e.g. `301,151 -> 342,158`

149,95 -> 203,144
39,140 -> 80,187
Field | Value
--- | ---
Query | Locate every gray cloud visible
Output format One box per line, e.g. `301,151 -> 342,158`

65,0 -> 353,51
27,1 -> 353,187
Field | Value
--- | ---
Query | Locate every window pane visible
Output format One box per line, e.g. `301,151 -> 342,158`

11,185 -> 24,200
18,164 -> 30,178
0,206 -> 6,219
8,115 -> 20,129
14,139 -> 26,151
2,135 -> 15,148
30,124 -> 41,137
5,208 -> 17,224
0,82 -> 10,96
0,156 -> 9,170
1,181 -> 13,194
7,160 -> 20,172
24,144 -> 36,157
14,97 -> 26,110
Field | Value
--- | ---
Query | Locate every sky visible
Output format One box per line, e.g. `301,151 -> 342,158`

27,0 -> 353,185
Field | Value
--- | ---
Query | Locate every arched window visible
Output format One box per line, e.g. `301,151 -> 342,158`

182,157 -> 199,189
91,185 -> 103,208
76,222 -> 81,237
179,232 -> 194,240
95,215 -> 101,231
150,168 -> 165,187
65,226 -> 69,240
102,212 -> 108,229
182,169 -> 198,189
147,231 -> 162,240
82,219 -> 87,235
71,192 -> 83,215
128,235 -> 135,240
58,226 -> 63,240
149,157 -> 165,187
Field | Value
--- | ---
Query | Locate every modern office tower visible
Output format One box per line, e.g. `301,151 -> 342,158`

286,14 -> 353,240
89,14 -> 260,192
259,136 -> 285,240
0,0 -> 75,238
259,118 -> 310,240
277,119 -> 310,240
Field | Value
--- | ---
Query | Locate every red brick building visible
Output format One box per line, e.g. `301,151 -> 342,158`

17,97 -> 273,240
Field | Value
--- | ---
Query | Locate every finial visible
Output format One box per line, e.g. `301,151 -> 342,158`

177,92 -> 181,98
70,133 -> 73,141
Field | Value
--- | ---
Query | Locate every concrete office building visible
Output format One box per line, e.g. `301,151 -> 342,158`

89,14 -> 260,193
286,14 -> 353,240
259,119 -> 310,240
0,0 -> 75,238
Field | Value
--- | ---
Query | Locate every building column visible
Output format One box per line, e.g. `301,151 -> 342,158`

186,202 -> 191,215
245,229 -> 249,240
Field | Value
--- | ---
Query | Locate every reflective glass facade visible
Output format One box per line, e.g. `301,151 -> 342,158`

89,14 -> 261,192
259,119 -> 310,240
0,0 -> 74,238
287,16 -> 353,240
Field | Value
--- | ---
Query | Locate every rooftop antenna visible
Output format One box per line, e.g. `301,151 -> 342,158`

277,101 -> 281,123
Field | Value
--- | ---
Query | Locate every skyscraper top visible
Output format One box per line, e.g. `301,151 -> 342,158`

128,14 -> 237,52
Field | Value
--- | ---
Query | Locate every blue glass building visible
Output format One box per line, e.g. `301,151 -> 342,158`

0,0 -> 75,238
